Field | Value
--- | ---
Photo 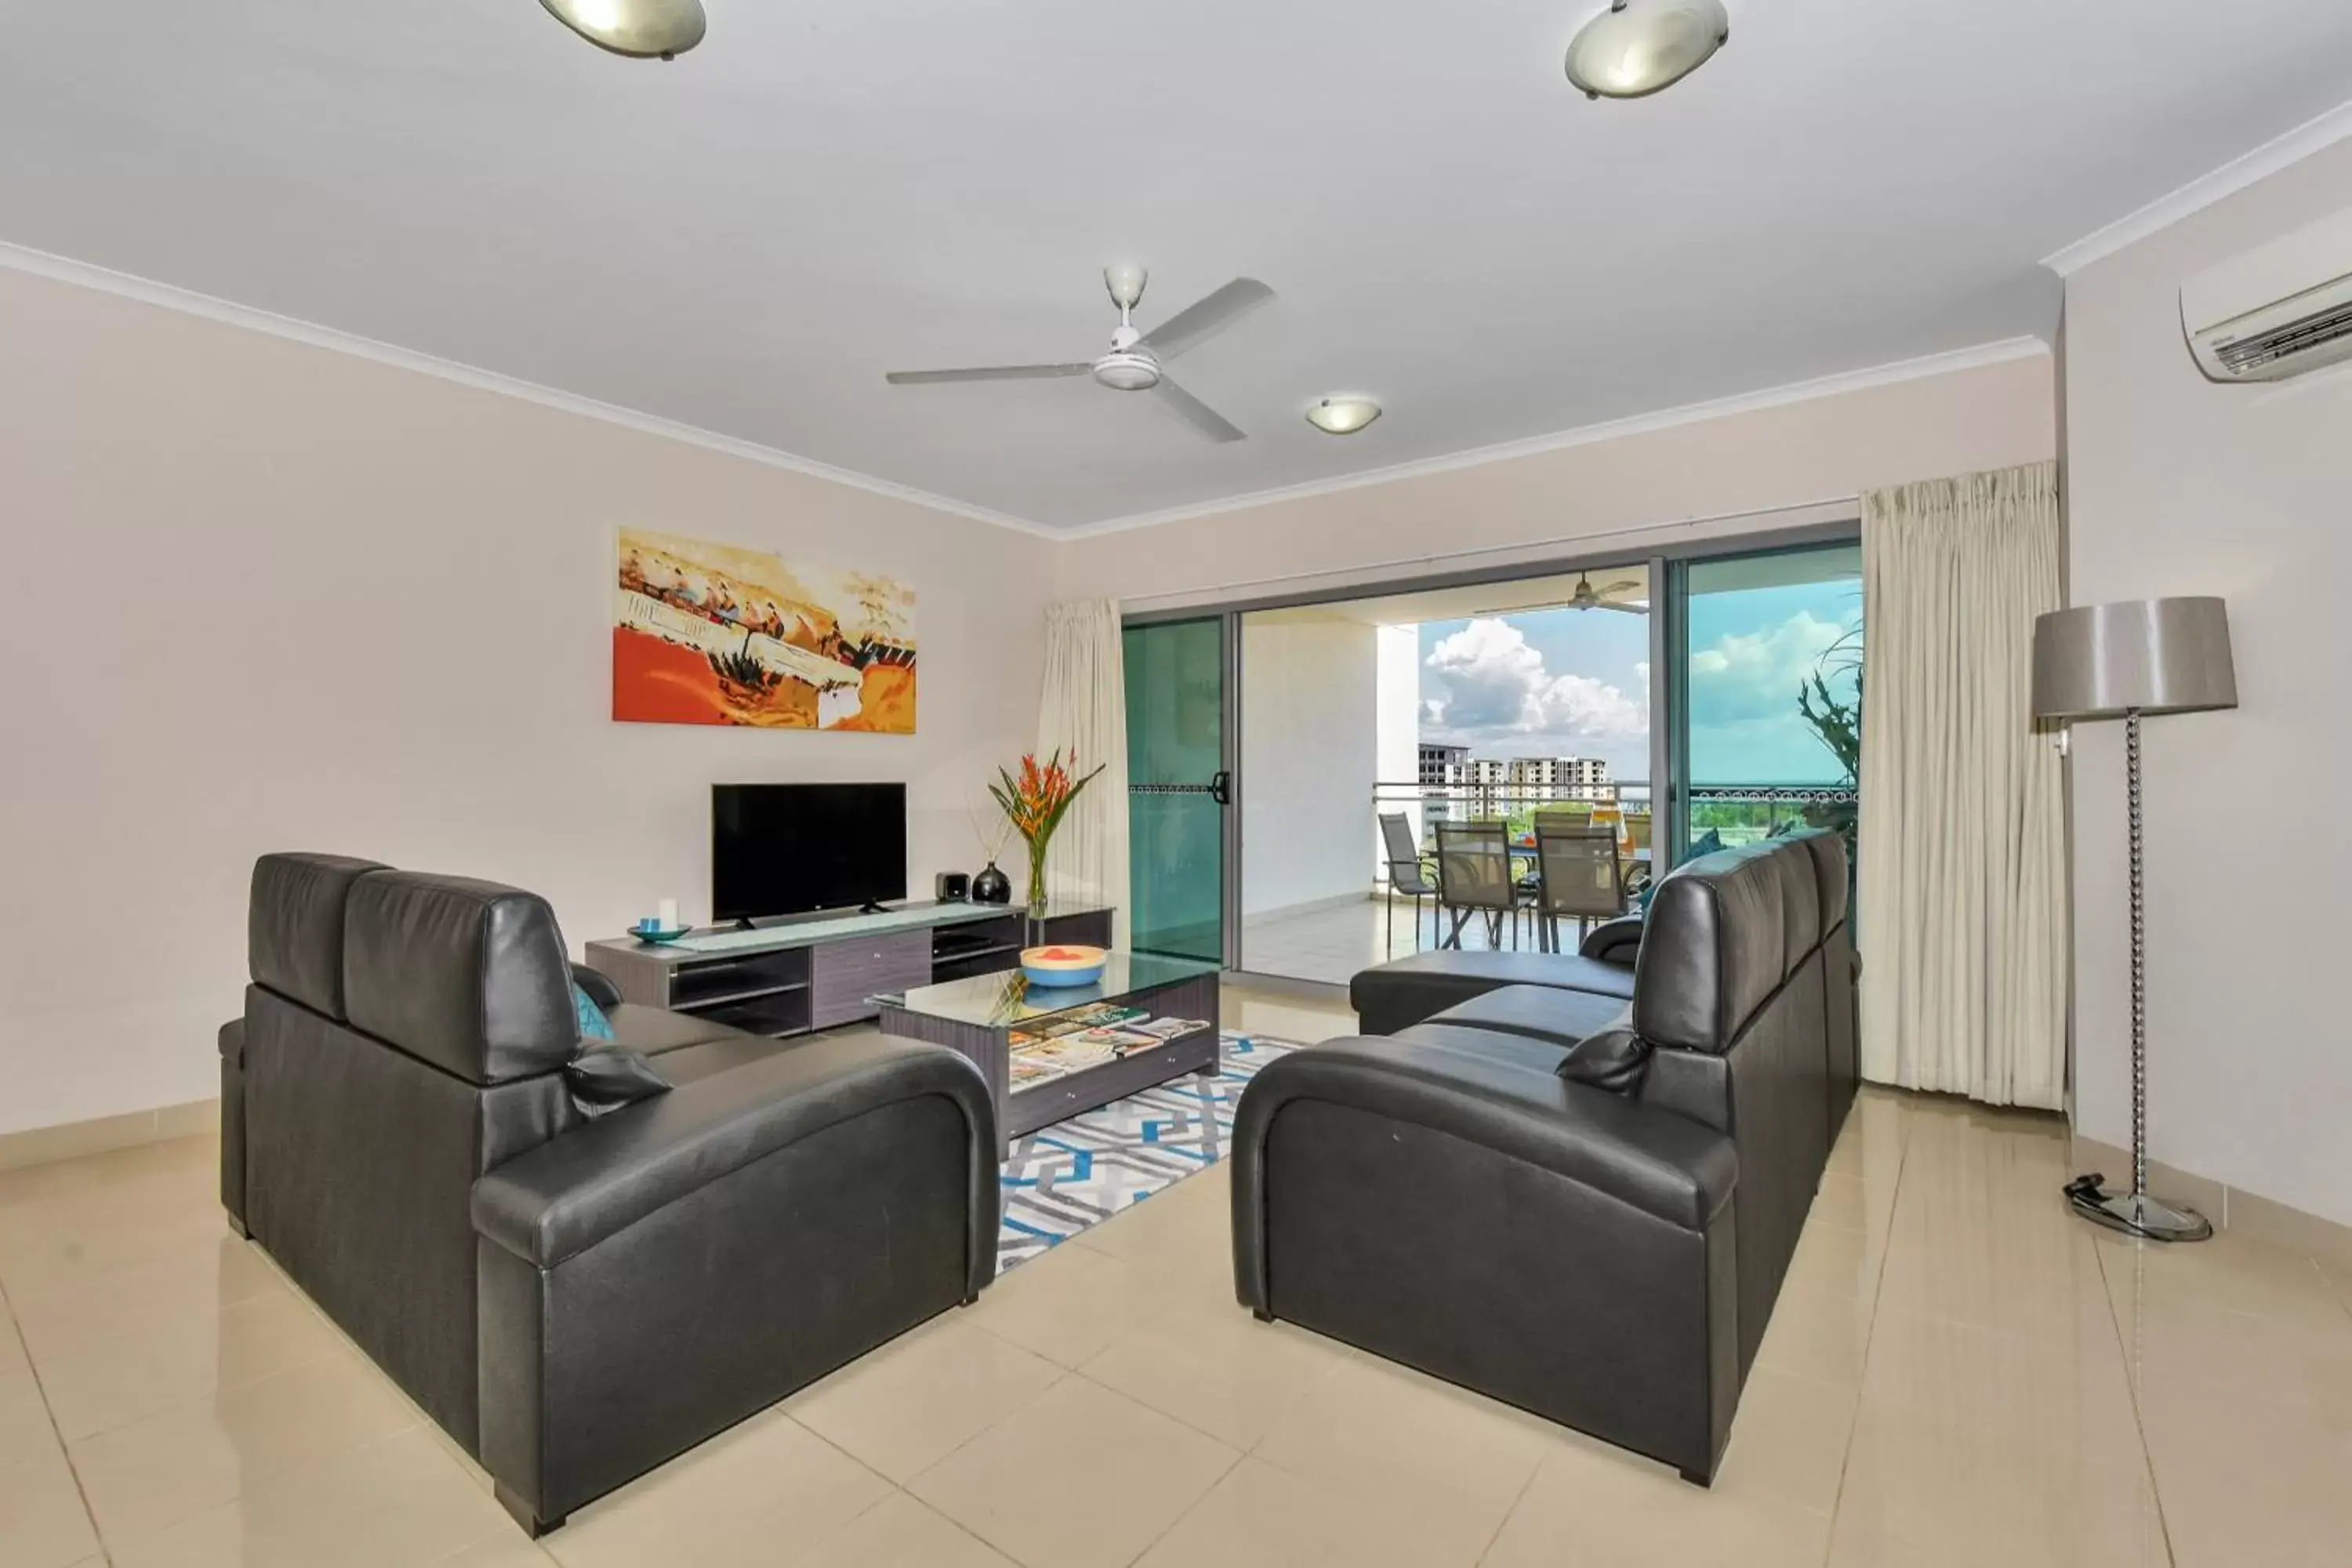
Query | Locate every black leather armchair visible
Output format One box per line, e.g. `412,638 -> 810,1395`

1235,831 -> 1858,1484
227,854 -> 998,1534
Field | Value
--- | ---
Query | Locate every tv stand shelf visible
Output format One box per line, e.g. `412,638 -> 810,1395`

585,902 -> 1114,1040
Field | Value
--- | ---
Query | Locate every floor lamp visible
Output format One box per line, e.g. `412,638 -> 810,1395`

2032,597 -> 2237,1243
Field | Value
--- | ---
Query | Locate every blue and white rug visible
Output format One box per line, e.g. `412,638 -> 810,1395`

996,1031 -> 1298,1274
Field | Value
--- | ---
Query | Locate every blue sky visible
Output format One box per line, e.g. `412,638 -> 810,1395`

1419,564 -> 1862,785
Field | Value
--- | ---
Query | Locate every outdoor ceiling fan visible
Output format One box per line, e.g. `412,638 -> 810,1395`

1566,571 -> 1647,614
884,266 -> 1274,444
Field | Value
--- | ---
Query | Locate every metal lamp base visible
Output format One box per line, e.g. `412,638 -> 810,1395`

2064,1174 -> 2213,1243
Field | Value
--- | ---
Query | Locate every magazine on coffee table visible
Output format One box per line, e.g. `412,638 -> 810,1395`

1008,1054 -> 1069,1086
1130,1017 -> 1212,1040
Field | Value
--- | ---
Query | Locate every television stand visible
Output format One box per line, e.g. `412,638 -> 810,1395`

857,901 -> 892,915
585,903 -> 1116,1038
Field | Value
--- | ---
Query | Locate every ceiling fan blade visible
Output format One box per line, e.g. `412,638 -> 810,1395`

1594,601 -> 1650,615
1137,278 -> 1275,360
1150,378 -> 1247,443
1597,579 -> 1644,597
884,363 -> 1092,386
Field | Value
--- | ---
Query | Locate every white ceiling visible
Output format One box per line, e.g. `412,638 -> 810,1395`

4,2 -> 2349,532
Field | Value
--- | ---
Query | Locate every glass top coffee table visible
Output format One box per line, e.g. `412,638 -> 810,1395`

874,952 -> 1221,1156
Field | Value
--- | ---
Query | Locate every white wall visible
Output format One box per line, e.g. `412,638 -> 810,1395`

2061,138 -> 2352,1226
0,267 -> 1054,1138
1239,617 -> 1378,916
1057,354 -> 2056,604
1374,624 -> 1424,876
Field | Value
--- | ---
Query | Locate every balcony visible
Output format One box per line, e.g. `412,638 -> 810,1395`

1236,781 -> 1857,988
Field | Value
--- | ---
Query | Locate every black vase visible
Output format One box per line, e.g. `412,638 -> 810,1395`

971,862 -> 1012,905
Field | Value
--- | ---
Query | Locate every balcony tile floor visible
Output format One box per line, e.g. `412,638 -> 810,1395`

1242,895 -> 1561,988
0,981 -> 2346,1566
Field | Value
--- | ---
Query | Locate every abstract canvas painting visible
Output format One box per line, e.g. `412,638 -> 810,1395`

612,528 -> 917,731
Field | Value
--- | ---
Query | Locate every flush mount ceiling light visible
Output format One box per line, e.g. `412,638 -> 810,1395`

1564,0 -> 1729,100
1305,396 -> 1381,435
539,0 -> 706,59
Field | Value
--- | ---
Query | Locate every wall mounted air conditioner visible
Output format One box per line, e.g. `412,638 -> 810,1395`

2180,206 -> 2352,382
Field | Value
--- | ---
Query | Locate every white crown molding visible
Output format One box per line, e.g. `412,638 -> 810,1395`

2041,97 -> 2352,278
1060,336 -> 2052,539
2,235 -> 2051,545
0,239 -> 1059,539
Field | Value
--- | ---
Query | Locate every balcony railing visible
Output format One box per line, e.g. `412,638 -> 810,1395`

1370,779 -> 1857,887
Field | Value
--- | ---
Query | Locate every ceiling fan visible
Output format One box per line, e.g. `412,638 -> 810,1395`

1566,571 -> 1648,614
885,266 -> 1274,444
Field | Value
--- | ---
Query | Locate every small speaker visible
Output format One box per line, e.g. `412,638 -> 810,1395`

935,871 -> 971,902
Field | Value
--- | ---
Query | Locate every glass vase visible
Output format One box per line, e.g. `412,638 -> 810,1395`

1025,837 -> 1051,918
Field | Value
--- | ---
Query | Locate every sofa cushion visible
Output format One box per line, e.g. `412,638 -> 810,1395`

564,1046 -> 672,1120
573,984 -> 617,1041
652,1030 -> 814,1086
1392,1021 -> 1573,1076
249,853 -> 389,1020
343,871 -> 579,1085
1635,835 -> 1829,1054
1424,985 -> 1631,1048
604,1004 -> 765,1059
1350,949 -> 1638,1036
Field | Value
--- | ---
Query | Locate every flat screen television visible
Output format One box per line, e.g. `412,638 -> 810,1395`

712,782 -> 907,922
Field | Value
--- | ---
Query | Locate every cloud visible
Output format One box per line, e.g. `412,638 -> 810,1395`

1686,610 -> 1854,729
1423,617 -> 1650,752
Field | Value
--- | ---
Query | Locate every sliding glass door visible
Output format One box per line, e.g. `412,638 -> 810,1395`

1113,530 -> 1859,979
1668,542 -> 1863,866
1122,618 -> 1229,963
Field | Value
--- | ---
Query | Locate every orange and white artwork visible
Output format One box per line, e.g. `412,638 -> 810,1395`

612,528 -> 916,731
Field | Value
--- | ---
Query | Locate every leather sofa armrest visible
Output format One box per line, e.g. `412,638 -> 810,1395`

1577,915 -> 1643,966
1236,1039 -> 1736,1233
1232,1039 -> 1736,1316
218,1017 -> 245,1065
472,1035 -> 998,1283
571,964 -> 624,1012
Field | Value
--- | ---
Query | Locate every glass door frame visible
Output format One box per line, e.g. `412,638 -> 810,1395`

1120,516 -> 1857,978
1121,608 -> 1242,969
1661,533 -> 1866,866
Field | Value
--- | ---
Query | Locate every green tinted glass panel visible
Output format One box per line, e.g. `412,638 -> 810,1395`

1123,619 -> 1225,963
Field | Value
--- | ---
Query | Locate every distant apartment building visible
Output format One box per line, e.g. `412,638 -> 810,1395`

1460,757 -> 1512,815
1417,743 -> 1468,786
1507,755 -> 1611,802
1421,751 -> 1613,818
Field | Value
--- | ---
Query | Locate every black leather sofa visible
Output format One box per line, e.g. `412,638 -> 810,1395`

1232,831 -> 1857,1484
1348,913 -> 1645,1035
221,853 -> 999,1534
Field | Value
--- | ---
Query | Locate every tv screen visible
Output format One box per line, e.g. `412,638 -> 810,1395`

712,782 -> 908,921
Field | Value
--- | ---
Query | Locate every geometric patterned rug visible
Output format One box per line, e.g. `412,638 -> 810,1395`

996,1031 -> 1300,1274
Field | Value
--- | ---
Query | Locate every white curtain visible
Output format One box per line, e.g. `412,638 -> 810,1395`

1857,461 -> 2067,1109
1036,600 -> 1131,944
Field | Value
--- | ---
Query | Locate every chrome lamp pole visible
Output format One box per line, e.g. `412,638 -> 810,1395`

2032,597 -> 2237,1243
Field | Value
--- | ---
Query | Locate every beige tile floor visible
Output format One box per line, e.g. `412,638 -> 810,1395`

2,983 -> 2348,1567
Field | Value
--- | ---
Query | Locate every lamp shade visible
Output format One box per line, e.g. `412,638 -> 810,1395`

2031,597 -> 2238,720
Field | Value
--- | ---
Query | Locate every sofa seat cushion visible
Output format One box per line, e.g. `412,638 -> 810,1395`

604,1004 -> 764,1060
1422,985 -> 1631,1048
1350,949 -> 1638,1036
1391,1021 -> 1572,1071
651,1031 -> 810,1086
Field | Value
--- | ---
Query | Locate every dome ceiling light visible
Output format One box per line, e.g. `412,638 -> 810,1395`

539,0 -> 707,59
1563,0 -> 1729,100
1305,396 -> 1382,436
